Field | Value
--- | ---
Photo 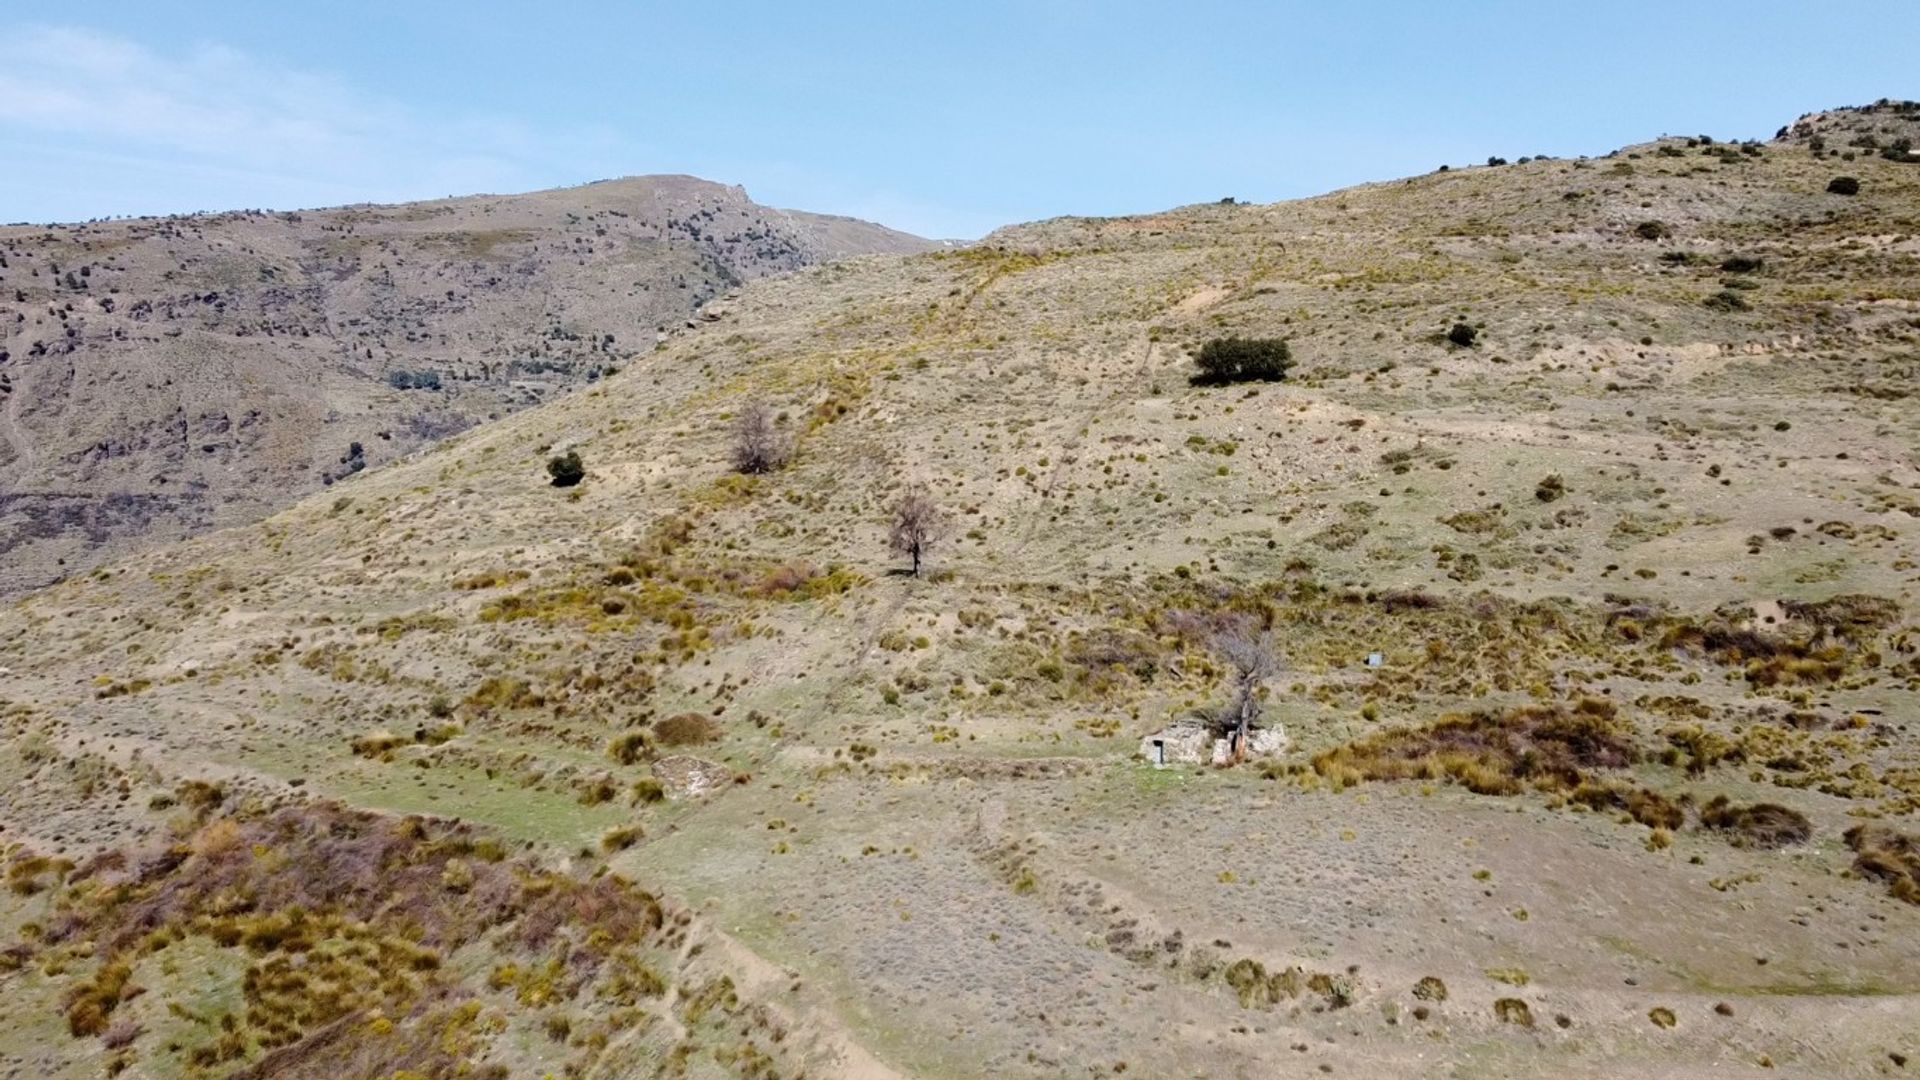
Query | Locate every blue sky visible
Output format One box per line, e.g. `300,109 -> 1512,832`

1,2 -> 1912,237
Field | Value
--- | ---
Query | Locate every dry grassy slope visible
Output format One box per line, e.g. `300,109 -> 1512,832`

0,175 -> 935,595
3,105 -> 1920,1077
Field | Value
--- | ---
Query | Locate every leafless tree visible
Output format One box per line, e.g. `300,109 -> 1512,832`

731,401 -> 789,475
888,487 -> 942,577
1211,623 -> 1281,762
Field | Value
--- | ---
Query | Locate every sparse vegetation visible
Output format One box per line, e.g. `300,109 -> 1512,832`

5,96 -> 1920,1078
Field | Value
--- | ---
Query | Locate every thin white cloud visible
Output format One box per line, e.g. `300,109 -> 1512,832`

0,24 -> 969,237
0,24 -> 634,219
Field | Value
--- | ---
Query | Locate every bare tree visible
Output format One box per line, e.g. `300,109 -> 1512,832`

1211,623 -> 1281,762
888,487 -> 942,577
731,401 -> 790,475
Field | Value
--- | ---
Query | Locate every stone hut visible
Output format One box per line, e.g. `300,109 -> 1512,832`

1140,722 -> 1288,768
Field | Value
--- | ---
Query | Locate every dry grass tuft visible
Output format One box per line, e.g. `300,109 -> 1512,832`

1493,998 -> 1534,1026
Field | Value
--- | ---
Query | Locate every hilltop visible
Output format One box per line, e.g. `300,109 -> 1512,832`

1,106 -> 1919,1077
0,176 -> 934,594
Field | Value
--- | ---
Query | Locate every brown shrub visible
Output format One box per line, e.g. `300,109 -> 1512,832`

654,713 -> 721,747
1378,589 -> 1443,612
1659,597 -> 1897,686
1312,699 -> 1637,796
1845,824 -> 1920,904
1570,782 -> 1687,830
1700,796 -> 1812,849
756,560 -> 818,596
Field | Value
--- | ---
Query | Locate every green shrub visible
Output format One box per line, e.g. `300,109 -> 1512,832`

1633,220 -> 1670,240
546,451 -> 585,487
1191,337 -> 1292,386
1826,176 -> 1860,195
1703,290 -> 1751,313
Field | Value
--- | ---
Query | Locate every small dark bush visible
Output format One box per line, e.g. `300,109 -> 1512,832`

1535,473 -> 1566,503
1719,255 -> 1763,274
1446,323 -> 1478,348
1826,176 -> 1860,195
1191,337 -> 1292,386
1703,290 -> 1751,313
1634,221 -> 1670,240
546,451 -> 585,487
387,369 -> 442,391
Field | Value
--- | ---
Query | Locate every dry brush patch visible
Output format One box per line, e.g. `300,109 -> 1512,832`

1698,796 -> 1813,850
1312,697 -> 1638,796
0,799 -> 814,1077
1846,823 -> 1920,904
1656,594 -> 1903,689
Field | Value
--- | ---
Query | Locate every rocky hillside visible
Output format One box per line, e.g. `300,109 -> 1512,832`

2,106 -> 1919,1078
0,175 -> 934,594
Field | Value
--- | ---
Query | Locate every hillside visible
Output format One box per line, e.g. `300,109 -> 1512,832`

0,176 -> 935,595
2,102 -> 1920,1077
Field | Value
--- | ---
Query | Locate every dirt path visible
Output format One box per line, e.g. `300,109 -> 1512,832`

701,929 -> 906,1080
1002,334 -> 1156,563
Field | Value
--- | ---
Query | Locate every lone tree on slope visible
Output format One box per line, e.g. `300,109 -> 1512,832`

731,401 -> 790,475
1210,623 -> 1281,763
888,487 -> 943,578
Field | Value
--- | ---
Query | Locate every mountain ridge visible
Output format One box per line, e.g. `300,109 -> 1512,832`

0,174 -> 934,594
